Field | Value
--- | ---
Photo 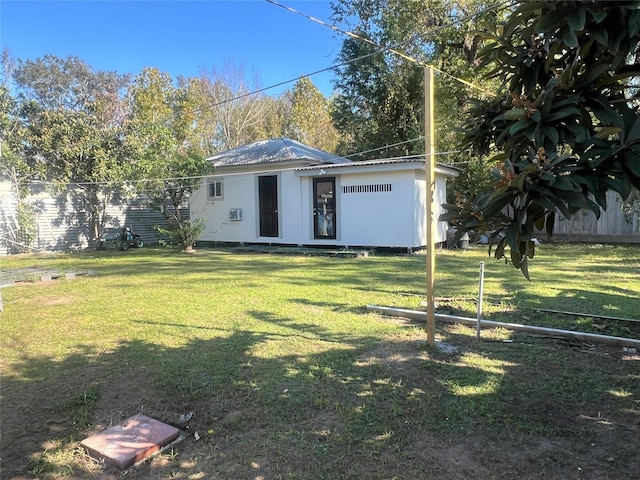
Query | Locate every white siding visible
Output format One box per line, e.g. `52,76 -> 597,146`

0,182 -> 178,255
337,170 -> 418,248
192,166 -> 451,249
191,172 -> 257,243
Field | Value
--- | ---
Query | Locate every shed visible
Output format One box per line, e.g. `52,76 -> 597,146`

190,138 -> 458,250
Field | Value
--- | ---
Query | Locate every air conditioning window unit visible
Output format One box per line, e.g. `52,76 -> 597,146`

229,208 -> 243,221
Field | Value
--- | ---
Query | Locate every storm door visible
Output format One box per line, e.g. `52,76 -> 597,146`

313,177 -> 336,239
258,175 -> 279,237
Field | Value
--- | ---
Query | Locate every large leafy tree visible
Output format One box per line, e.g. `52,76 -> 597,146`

331,27 -> 424,160
11,55 -> 130,246
330,0 -> 499,161
126,67 -> 212,249
443,0 -> 640,278
285,76 -> 339,152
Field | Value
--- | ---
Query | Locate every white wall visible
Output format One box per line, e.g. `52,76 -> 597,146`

191,172 -> 257,243
191,168 -> 306,244
333,170 -> 418,248
192,166 -> 451,248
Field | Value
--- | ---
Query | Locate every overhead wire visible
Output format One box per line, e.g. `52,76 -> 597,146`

190,0 -> 512,114
18,2 -> 508,189
343,137 -> 425,159
264,0 -> 505,97
21,141 -> 464,188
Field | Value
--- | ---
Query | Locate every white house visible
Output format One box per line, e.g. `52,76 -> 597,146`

190,138 -> 459,251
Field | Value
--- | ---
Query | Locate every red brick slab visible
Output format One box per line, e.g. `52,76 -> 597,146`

81,415 -> 180,470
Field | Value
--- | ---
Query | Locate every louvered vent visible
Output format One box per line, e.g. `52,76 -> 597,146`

342,184 -> 392,194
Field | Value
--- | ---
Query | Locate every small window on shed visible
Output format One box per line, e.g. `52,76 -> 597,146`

208,179 -> 223,200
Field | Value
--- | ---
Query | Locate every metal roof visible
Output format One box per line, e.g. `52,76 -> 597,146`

206,138 -> 351,167
295,157 -> 460,176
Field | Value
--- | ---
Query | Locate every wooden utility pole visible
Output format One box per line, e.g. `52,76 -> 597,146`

424,66 -> 436,346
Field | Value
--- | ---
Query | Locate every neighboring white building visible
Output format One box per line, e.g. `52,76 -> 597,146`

190,138 -> 458,251
0,180 -> 177,255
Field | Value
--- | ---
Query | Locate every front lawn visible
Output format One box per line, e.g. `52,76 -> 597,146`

1,244 -> 638,479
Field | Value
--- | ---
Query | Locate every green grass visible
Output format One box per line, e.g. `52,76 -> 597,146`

1,244 -> 639,479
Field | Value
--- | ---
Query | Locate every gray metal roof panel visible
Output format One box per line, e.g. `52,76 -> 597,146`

206,138 -> 351,167
295,157 -> 459,169
294,157 -> 460,176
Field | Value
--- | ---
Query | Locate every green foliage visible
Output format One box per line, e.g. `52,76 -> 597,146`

443,0 -> 640,278
286,76 -> 339,152
154,217 -> 206,250
11,55 -> 131,244
448,155 -> 496,204
620,188 -> 640,228
0,79 -> 43,253
13,201 -> 37,253
331,28 -> 424,160
0,84 -> 42,188
126,68 -> 213,243
330,0 -> 500,160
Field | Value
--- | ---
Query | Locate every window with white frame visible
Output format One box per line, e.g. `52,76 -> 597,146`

207,178 -> 223,200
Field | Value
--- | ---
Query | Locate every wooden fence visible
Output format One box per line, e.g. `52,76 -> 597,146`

552,190 -> 639,243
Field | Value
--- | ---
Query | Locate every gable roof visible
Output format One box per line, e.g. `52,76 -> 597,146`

206,138 -> 351,167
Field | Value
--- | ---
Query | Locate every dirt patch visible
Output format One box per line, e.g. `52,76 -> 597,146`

355,341 -> 430,367
0,361 -> 173,479
2,336 -> 638,479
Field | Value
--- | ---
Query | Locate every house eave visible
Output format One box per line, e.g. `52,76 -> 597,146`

295,159 -> 459,177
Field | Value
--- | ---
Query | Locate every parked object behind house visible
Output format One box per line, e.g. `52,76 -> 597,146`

98,227 -> 143,251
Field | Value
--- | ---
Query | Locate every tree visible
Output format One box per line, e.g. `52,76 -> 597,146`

0,52 -> 43,252
126,68 -> 212,250
11,55 -> 130,246
286,76 -> 339,152
621,188 -> 640,229
442,0 -> 640,278
194,63 -> 274,152
331,28 -> 424,160
330,0 -> 499,161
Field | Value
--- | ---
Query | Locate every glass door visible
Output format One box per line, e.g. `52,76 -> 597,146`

313,177 -> 336,239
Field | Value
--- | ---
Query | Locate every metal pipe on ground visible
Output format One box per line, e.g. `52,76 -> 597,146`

366,305 -> 640,349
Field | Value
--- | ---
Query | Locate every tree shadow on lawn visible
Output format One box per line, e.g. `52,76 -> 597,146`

511,280 -> 640,310
3,248 -> 308,283
285,298 -> 367,316
1,318 -> 638,479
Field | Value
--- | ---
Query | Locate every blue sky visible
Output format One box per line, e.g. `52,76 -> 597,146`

0,0 -> 343,97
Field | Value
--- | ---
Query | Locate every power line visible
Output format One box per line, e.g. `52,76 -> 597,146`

265,0 -> 505,96
20,143 -> 463,188
13,4 -> 512,190
189,0 -> 512,115
343,137 -> 425,158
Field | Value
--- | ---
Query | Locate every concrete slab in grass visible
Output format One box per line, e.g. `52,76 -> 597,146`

81,415 -> 180,470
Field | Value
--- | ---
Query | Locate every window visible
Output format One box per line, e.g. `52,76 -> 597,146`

207,179 -> 223,200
